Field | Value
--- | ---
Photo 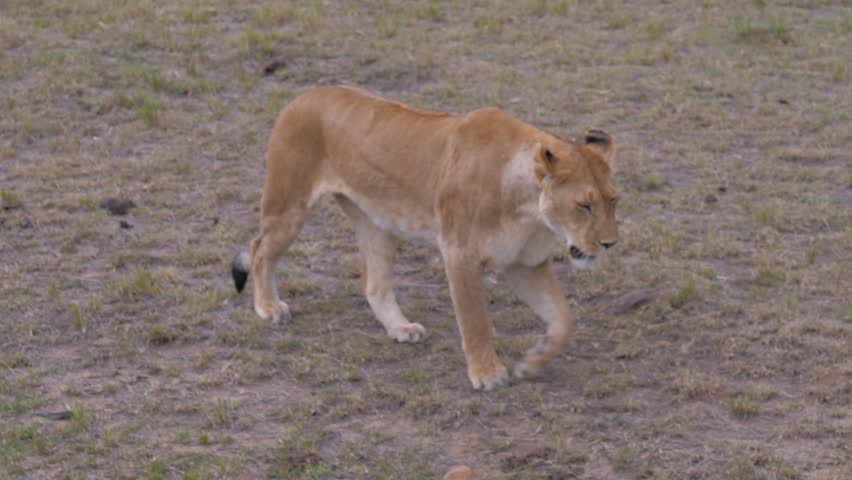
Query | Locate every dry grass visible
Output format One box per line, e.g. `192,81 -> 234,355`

1,0 -> 850,478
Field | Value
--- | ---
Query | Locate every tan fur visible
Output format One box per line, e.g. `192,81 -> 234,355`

245,86 -> 619,390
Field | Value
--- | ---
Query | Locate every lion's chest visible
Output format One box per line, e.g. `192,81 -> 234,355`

481,221 -> 557,270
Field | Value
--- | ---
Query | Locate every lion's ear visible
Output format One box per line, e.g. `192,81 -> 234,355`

584,129 -> 615,167
533,143 -> 558,183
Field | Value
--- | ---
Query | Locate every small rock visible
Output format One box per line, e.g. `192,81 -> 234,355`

119,220 -> 133,229
603,288 -> 671,315
99,197 -> 135,216
33,410 -> 72,421
704,194 -> 718,204
444,465 -> 477,480
718,185 -> 727,193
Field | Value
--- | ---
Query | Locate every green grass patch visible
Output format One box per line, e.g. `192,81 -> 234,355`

136,93 -> 161,124
0,392 -> 41,417
0,190 -> 19,204
639,174 -> 666,191
0,424 -> 50,474
668,280 -> 699,309
69,402 -> 94,432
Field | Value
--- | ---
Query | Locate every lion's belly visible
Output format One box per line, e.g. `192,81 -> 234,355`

342,189 -> 438,241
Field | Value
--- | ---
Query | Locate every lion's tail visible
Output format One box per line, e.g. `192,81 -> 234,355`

231,251 -> 250,293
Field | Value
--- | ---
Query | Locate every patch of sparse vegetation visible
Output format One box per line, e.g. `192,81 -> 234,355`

639,173 -> 666,191
372,446 -> 436,480
671,369 -> 717,399
608,444 -> 640,472
146,325 -> 180,345
726,453 -> 798,480
728,394 -> 762,418
585,372 -> 633,398
473,15 -> 506,35
268,425 -> 332,479
112,269 -> 161,300
754,263 -> 786,288
734,14 -> 793,45
752,202 -> 779,227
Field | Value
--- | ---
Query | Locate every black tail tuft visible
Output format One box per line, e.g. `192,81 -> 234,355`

231,251 -> 249,293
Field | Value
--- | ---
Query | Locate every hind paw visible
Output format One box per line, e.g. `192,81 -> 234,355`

388,323 -> 427,343
255,301 -> 291,325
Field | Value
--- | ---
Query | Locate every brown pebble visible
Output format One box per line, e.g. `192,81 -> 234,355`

444,465 -> 477,480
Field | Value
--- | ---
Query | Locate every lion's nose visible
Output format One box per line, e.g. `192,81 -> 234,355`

601,240 -> 617,250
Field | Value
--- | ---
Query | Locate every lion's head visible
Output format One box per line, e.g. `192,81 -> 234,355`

534,129 -> 618,269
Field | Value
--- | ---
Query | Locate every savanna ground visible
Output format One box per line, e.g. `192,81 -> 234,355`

1,1 -> 850,478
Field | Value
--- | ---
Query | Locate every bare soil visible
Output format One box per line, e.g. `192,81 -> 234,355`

1,1 -> 849,479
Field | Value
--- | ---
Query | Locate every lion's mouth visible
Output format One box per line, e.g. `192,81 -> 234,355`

569,246 -> 595,261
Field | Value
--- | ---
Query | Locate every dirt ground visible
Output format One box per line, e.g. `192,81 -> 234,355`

1,1 -> 849,479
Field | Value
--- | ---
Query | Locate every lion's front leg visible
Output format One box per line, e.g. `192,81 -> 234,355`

504,261 -> 575,379
442,248 -> 509,391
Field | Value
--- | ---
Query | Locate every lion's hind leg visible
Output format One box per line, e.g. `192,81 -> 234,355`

335,195 -> 426,343
250,208 -> 307,325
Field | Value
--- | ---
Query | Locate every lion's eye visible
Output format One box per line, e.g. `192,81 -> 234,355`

578,203 -> 592,213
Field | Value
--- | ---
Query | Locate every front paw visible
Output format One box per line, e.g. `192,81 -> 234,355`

468,360 -> 509,391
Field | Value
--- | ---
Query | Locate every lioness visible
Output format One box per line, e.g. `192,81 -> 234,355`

232,86 -> 618,390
